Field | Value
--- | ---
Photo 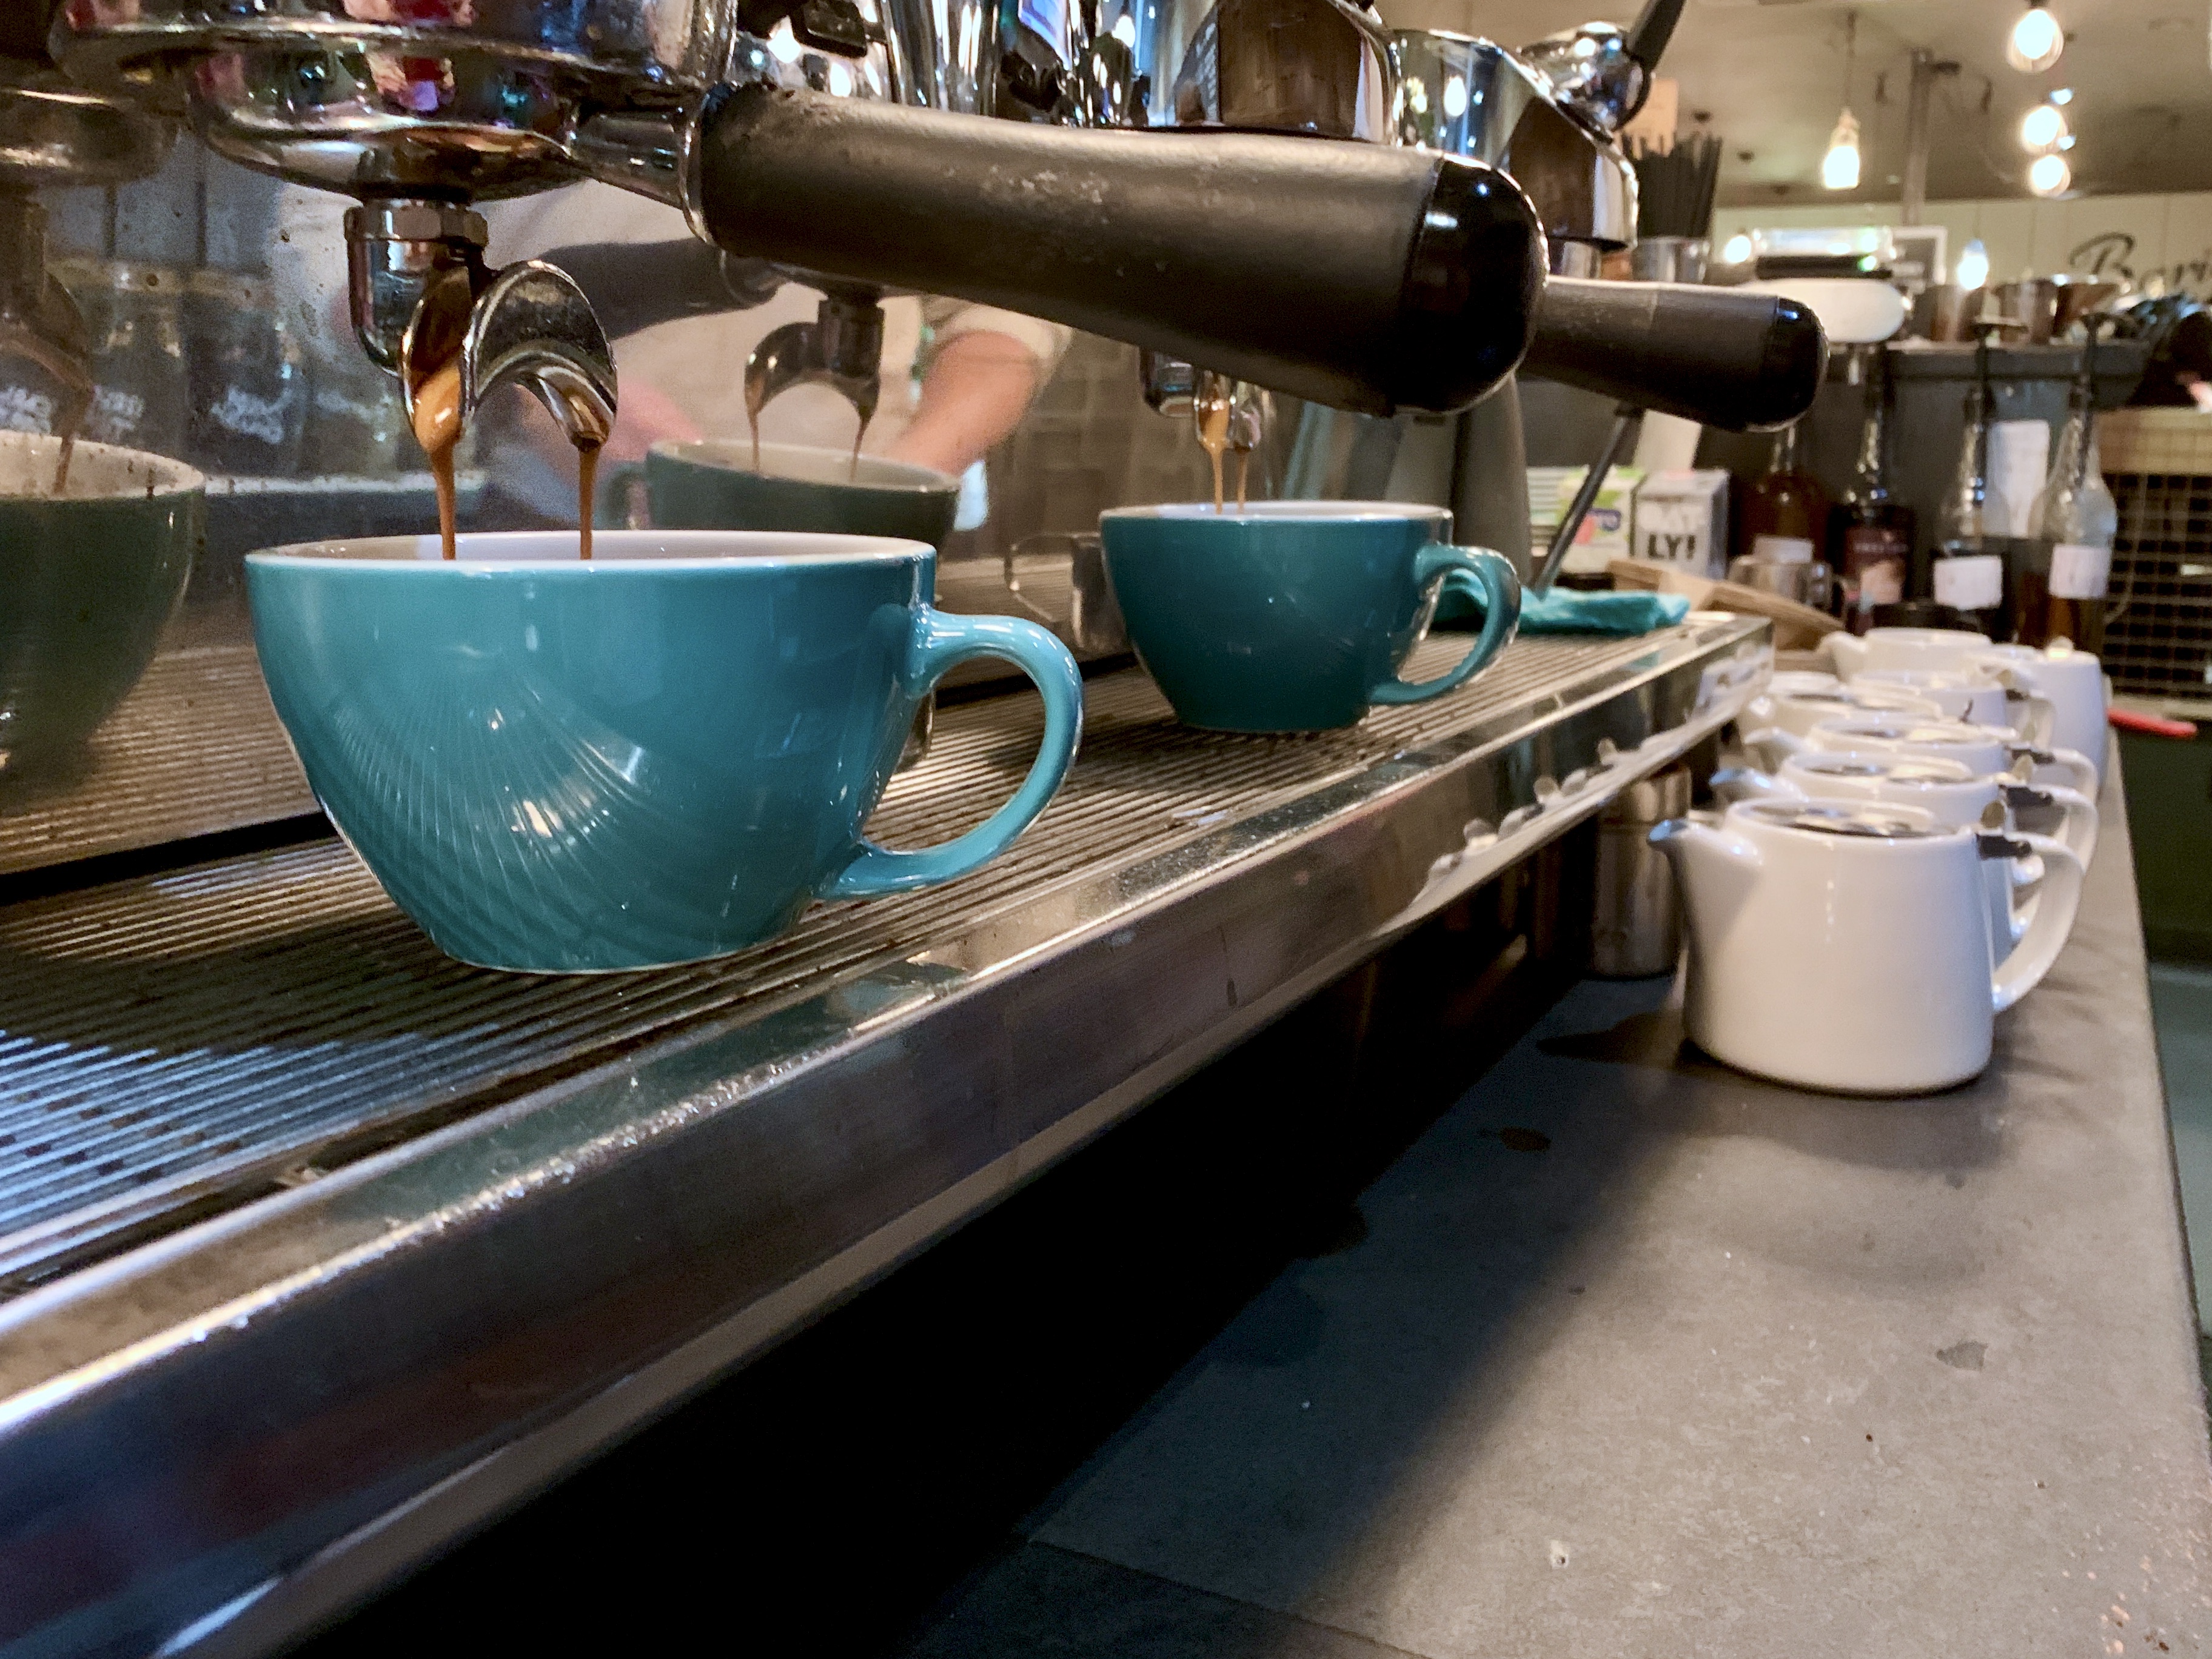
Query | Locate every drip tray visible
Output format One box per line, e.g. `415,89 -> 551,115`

0,618 -> 1766,1659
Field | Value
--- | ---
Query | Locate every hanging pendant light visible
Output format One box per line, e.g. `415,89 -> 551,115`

1822,12 -> 1862,191
2007,0 -> 2064,73
1823,109 -> 1863,190
2028,152 -> 2073,195
2019,101 -> 2068,153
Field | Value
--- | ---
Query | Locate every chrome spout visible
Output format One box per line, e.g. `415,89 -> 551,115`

744,287 -> 884,441
346,199 -> 491,375
399,255 -> 617,452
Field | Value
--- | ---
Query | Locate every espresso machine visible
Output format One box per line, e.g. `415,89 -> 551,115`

1096,0 -> 1822,575
44,0 -> 1557,457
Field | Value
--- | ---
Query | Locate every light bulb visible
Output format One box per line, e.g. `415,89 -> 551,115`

1822,108 -> 1862,190
1955,239 -> 1990,290
1721,233 -> 1754,266
2029,152 -> 2073,195
2020,103 -> 2066,150
2007,3 -> 2063,73
1443,73 -> 1468,118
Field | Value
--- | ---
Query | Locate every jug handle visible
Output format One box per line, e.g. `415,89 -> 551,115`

1991,831 -> 2084,1014
2009,781 -> 2098,868
2009,688 -> 2058,748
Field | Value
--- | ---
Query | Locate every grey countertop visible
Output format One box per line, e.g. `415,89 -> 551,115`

921,751 -> 2212,1657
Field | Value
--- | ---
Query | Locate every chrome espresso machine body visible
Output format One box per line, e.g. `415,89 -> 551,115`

0,9 -> 1815,1654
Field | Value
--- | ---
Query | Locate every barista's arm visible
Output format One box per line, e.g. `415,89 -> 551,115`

888,303 -> 1074,476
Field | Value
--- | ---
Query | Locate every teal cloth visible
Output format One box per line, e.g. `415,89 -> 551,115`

1439,586 -> 1691,636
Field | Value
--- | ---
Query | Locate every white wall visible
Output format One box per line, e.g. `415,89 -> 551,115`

1711,193 -> 2212,298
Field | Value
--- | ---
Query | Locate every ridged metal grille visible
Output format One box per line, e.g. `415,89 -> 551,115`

0,646 -> 315,875
0,633 -> 1673,1284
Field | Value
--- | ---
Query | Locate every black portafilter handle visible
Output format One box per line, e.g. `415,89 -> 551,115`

692,85 -> 1546,417
1520,278 -> 1829,432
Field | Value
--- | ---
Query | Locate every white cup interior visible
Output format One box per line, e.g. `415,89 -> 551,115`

249,529 -> 933,566
0,430 -> 203,501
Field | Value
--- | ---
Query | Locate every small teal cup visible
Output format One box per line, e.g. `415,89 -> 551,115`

247,530 -> 1084,973
1098,501 -> 1521,732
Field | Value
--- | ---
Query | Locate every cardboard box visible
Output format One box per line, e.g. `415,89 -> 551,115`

1629,469 -> 1731,578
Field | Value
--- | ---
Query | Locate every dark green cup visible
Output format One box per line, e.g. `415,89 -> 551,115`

0,432 -> 203,768
635,440 -> 959,548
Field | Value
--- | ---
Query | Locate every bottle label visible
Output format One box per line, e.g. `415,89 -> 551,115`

1933,554 -> 2003,611
1751,535 -> 1814,564
2049,541 -> 2111,600
1839,526 -> 1908,611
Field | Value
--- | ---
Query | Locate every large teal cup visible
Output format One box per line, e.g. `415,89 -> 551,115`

1098,502 -> 1521,732
247,531 -> 1084,973
1,432 -> 203,767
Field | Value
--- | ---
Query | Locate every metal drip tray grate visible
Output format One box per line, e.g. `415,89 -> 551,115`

0,645 -> 315,875
0,631 -> 1703,1286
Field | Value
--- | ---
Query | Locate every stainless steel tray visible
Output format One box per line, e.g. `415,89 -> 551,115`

0,618 -> 1767,1658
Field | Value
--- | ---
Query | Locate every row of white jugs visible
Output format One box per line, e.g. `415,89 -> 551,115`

1654,627 -> 2111,1095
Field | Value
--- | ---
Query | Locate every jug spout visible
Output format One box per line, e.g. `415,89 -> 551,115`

1649,813 -> 1761,937
1819,632 -> 1871,679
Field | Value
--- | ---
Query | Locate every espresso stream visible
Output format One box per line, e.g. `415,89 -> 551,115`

410,360 -> 599,560
411,360 -> 465,560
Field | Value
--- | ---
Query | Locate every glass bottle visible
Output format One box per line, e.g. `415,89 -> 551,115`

1929,335 -> 2008,636
1737,417 -> 1829,565
1826,343 -> 1915,633
2025,333 -> 2117,652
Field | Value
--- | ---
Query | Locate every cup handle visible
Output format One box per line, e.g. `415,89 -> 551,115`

1991,830 -> 2083,1013
1372,545 -> 1521,707
830,608 -> 1084,897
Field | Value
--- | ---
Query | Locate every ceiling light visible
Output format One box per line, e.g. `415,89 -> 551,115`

2006,1 -> 2063,73
1822,12 -> 1861,192
2020,102 -> 2067,151
2029,152 -> 2073,195
2049,86 -> 2073,104
1823,108 -> 1862,190
1955,240 -> 1990,290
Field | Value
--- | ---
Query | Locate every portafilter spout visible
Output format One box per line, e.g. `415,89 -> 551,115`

744,286 -> 885,447
399,251 -> 617,454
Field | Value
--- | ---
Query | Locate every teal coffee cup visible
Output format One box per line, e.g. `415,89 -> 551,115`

1098,501 -> 1521,733
247,530 -> 1083,973
1,431 -> 203,767
631,440 -> 959,548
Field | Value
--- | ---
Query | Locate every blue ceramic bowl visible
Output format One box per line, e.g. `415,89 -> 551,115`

248,530 -> 1083,972
1099,501 -> 1521,732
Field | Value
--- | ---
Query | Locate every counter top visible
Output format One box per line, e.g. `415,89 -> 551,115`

926,749 -> 2212,1657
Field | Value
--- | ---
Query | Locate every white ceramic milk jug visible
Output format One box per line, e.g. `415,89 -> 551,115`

1652,800 -> 2085,1094
1974,643 -> 2111,786
1709,750 -> 2095,954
